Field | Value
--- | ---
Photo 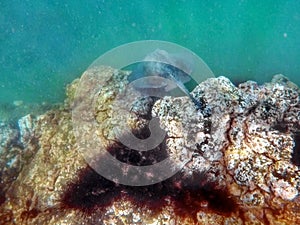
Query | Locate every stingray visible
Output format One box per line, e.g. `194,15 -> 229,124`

129,49 -> 203,110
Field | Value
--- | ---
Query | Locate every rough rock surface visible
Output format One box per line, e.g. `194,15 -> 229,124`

0,66 -> 299,224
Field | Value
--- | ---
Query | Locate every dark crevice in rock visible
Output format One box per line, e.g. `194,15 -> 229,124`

291,132 -> 300,166
231,78 -> 247,87
0,188 -> 6,206
107,133 -> 168,167
20,208 -> 41,222
271,123 -> 289,133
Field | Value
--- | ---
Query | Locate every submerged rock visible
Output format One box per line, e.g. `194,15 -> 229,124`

0,67 -> 299,224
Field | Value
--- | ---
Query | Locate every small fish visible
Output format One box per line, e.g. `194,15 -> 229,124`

130,49 -> 203,110
164,64 -> 203,110
143,49 -> 193,75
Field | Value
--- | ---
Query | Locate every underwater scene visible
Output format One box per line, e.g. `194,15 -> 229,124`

1,0 -> 300,224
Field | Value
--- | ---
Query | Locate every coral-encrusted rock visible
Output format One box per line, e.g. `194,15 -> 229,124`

0,66 -> 300,225
153,74 -> 300,223
0,122 -> 20,200
0,122 -> 19,150
0,115 -> 40,206
18,114 -> 36,147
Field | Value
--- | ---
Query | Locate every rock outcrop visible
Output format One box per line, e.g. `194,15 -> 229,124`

0,66 -> 299,225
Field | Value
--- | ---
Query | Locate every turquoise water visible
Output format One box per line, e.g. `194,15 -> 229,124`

1,0 -> 300,104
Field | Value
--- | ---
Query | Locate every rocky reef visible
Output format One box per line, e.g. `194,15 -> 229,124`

0,66 -> 300,224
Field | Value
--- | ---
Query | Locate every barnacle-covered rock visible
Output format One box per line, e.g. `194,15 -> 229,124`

0,114 -> 41,210
153,74 -> 300,223
0,66 -> 300,225
0,122 -> 20,202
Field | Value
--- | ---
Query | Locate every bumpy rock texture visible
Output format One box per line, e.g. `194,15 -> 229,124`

0,66 -> 300,225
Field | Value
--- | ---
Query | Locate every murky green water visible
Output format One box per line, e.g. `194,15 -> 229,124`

1,0 -> 300,105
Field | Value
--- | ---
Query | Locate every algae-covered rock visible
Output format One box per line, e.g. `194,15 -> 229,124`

0,66 -> 300,224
